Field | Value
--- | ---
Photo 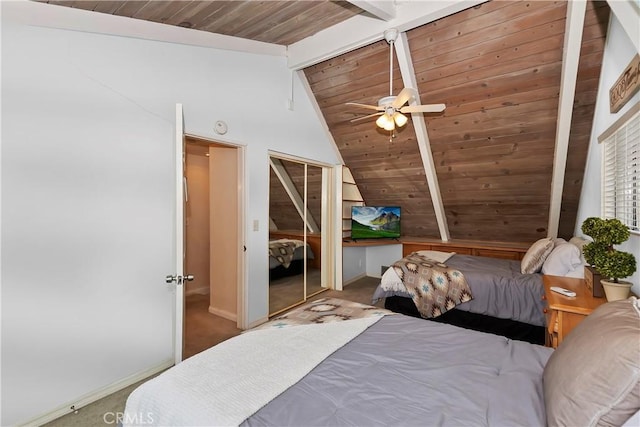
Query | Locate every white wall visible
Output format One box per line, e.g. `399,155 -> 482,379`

342,245 -> 402,285
343,247 -> 367,283
1,3 -> 338,425
575,13 -> 640,295
365,245 -> 403,278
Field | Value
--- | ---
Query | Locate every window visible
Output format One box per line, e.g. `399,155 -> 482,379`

601,108 -> 639,232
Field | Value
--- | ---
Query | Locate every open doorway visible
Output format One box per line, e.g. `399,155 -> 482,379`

183,136 -> 244,358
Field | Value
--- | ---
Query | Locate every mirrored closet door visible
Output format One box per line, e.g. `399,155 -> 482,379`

268,156 -> 327,316
304,164 -> 323,297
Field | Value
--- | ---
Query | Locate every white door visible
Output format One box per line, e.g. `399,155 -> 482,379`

168,103 -> 186,364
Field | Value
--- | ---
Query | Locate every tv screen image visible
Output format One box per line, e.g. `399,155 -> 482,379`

351,206 -> 401,240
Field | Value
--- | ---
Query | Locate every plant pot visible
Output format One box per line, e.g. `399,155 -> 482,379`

584,265 -> 604,298
601,279 -> 633,302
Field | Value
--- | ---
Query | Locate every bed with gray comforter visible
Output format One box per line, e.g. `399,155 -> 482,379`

268,240 -> 314,269
373,254 -> 546,327
124,313 -> 552,426
245,315 -> 550,426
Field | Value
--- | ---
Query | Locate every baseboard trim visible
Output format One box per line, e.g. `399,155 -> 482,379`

19,359 -> 174,427
185,287 -> 209,296
208,306 -> 237,322
343,273 -> 367,286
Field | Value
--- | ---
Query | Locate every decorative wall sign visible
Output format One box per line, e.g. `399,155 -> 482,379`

610,54 -> 639,113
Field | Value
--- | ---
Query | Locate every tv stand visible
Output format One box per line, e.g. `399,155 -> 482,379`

343,237 -> 529,259
343,239 -> 401,247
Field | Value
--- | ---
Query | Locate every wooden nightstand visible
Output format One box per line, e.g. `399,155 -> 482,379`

543,275 -> 607,348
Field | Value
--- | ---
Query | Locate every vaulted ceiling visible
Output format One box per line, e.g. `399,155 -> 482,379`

305,1 -> 609,242
35,0 -> 612,243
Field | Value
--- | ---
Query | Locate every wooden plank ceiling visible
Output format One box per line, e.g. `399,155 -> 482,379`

38,0 -> 610,244
36,0 -> 364,45
305,0 -> 609,242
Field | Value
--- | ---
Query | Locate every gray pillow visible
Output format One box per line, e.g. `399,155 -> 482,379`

543,297 -> 640,427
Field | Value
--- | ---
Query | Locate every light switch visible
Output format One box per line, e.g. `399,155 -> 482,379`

253,220 -> 259,231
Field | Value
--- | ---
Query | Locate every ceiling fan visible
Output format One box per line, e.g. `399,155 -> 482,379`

346,28 -> 445,133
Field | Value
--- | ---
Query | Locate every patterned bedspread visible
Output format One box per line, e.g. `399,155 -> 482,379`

269,239 -> 303,268
254,297 -> 393,330
392,252 -> 473,318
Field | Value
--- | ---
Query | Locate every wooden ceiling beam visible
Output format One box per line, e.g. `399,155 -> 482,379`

347,1 -> 396,21
287,0 -> 487,70
547,0 -> 587,238
395,31 -> 450,242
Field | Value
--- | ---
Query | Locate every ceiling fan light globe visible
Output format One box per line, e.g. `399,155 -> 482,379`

394,112 -> 408,127
382,119 -> 395,131
376,114 -> 392,129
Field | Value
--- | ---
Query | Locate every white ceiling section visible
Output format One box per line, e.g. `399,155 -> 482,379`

348,0 -> 396,21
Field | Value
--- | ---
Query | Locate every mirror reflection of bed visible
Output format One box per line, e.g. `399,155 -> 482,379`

269,232 -> 323,314
269,157 -> 326,316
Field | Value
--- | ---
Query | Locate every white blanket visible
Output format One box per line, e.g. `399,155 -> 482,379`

123,317 -> 382,427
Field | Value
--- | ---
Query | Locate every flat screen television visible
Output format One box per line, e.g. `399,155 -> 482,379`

351,206 -> 401,240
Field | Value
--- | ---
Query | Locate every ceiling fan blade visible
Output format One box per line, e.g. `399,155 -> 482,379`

400,103 -> 446,113
345,102 -> 383,111
350,112 -> 383,123
391,87 -> 416,109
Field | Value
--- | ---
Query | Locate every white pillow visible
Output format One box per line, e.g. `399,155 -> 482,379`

542,243 -> 583,276
521,237 -> 554,274
569,236 -> 589,265
565,266 -> 585,279
553,237 -> 567,247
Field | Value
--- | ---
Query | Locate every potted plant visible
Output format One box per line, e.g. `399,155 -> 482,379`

581,217 -> 637,301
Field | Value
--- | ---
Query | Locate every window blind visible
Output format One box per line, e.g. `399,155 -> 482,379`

602,110 -> 639,231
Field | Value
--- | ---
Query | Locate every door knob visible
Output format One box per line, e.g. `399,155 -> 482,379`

165,274 -> 195,284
